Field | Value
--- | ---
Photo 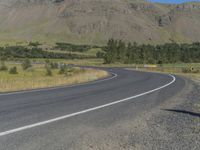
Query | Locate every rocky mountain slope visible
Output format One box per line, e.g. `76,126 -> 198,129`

0,0 -> 200,44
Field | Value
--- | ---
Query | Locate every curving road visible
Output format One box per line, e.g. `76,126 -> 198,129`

0,68 -> 185,150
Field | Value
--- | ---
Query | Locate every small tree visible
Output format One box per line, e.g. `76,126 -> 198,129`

9,66 -> 18,74
22,59 -> 32,70
96,52 -> 105,58
45,59 -> 50,64
59,65 -> 66,74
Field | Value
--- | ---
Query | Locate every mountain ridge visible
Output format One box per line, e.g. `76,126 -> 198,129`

0,0 -> 200,44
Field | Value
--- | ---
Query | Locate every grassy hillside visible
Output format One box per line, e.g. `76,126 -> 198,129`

0,0 -> 200,44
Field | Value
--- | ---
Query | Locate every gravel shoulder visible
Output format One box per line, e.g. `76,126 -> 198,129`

72,76 -> 200,150
126,77 -> 200,150
0,72 -> 199,150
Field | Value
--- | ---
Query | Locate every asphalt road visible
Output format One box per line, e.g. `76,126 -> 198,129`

0,68 -> 185,150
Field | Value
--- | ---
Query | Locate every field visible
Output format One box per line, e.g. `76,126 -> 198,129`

0,63 -> 108,92
0,40 -> 199,92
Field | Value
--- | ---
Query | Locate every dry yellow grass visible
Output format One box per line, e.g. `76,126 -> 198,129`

0,64 -> 108,92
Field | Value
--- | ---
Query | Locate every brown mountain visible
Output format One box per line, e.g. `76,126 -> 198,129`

0,0 -> 200,44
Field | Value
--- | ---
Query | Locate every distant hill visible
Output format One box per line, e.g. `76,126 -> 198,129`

0,0 -> 200,44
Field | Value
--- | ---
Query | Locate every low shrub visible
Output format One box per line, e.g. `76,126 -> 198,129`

9,66 -> 18,74
59,66 -> 65,74
22,59 -> 32,70
182,67 -> 200,73
50,62 -> 59,69
59,64 -> 68,75
182,67 -> 191,73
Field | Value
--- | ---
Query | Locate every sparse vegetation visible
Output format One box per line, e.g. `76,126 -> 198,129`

59,64 -> 68,75
0,62 -> 108,92
22,58 -> 32,70
50,62 -> 59,69
9,66 -> 18,74
45,67 -> 52,76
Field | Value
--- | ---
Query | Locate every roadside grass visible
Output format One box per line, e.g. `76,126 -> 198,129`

29,58 -> 104,66
7,58 -> 200,71
133,66 -> 200,81
0,63 -> 108,92
9,58 -> 200,76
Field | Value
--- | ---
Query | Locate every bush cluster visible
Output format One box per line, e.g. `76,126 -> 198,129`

22,59 -> 32,70
182,67 -> 200,73
50,62 -> 59,69
0,46 -> 95,60
54,42 -> 101,52
9,66 -> 18,74
59,64 -> 74,76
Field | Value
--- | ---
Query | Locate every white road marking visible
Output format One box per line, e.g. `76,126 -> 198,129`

0,74 -> 176,137
0,72 -> 118,96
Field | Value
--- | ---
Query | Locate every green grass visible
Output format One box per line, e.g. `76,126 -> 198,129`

0,40 -> 29,47
44,50 -> 95,56
44,48 -> 102,57
85,48 -> 103,56
29,58 -> 104,66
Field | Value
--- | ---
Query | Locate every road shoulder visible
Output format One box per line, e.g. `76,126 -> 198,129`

124,77 -> 200,149
72,77 -> 200,150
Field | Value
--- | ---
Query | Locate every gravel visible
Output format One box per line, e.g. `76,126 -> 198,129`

73,78 -> 200,150
125,78 -> 200,150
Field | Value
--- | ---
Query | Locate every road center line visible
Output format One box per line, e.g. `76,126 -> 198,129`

0,74 -> 176,137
